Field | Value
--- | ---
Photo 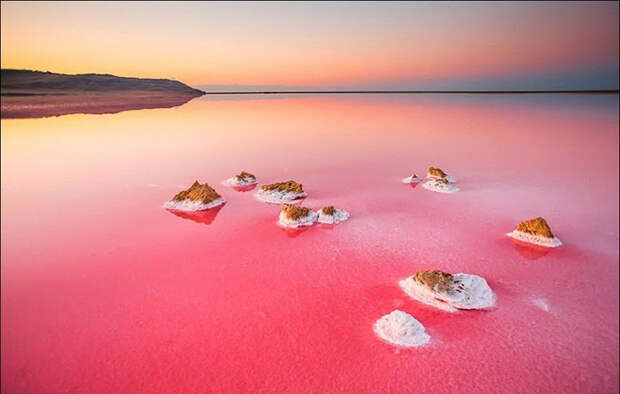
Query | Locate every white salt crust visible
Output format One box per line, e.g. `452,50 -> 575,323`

278,209 -> 318,228
317,208 -> 350,224
506,230 -> 562,248
399,273 -> 496,312
401,175 -> 422,184
373,310 -> 430,348
255,189 -> 307,204
222,176 -> 257,187
421,179 -> 460,194
426,172 -> 456,183
163,197 -> 225,212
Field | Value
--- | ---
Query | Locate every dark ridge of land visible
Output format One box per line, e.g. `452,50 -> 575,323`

202,89 -> 619,95
1,69 -> 205,119
1,69 -> 205,95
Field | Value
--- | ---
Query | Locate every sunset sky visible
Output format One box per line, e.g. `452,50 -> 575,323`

1,1 -> 618,89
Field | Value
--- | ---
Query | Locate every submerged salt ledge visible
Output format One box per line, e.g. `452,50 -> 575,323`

278,209 -> 317,228
255,189 -> 307,204
422,179 -> 460,194
506,230 -> 562,248
374,310 -> 430,348
401,175 -> 422,184
317,208 -> 350,224
163,197 -> 225,212
399,273 -> 496,312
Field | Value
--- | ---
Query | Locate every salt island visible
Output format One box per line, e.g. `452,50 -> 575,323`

163,181 -> 225,211
399,269 -> 496,312
317,206 -> 350,224
255,180 -> 307,203
373,310 -> 430,348
506,217 -> 562,248
401,173 -> 422,184
223,171 -> 258,187
278,204 -> 318,228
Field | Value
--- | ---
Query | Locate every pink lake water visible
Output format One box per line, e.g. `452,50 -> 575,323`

1,93 -> 619,393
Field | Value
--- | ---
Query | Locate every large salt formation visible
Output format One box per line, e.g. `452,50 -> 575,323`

255,180 -> 307,203
317,206 -> 350,224
223,171 -> 257,187
399,270 -> 496,312
506,217 -> 562,247
278,204 -> 317,228
422,167 -> 459,193
373,310 -> 430,347
163,181 -> 225,211
426,166 -> 456,183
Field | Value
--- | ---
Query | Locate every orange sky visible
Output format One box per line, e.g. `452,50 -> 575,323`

1,2 -> 618,88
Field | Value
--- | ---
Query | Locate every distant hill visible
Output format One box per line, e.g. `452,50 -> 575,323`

1,69 -> 205,96
1,69 -> 205,118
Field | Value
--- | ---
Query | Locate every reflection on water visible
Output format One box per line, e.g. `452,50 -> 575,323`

280,226 -> 310,238
232,184 -> 257,192
166,203 -> 225,225
0,93 -> 202,119
510,238 -> 552,260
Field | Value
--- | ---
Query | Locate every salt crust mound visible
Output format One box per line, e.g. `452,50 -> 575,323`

401,174 -> 422,184
399,273 -> 496,312
163,197 -> 225,212
317,208 -> 350,224
255,181 -> 306,203
163,181 -> 225,211
278,209 -> 318,228
222,172 -> 257,187
506,230 -> 562,248
421,179 -> 460,194
373,310 -> 430,347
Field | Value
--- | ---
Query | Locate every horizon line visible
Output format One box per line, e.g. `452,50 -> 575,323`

201,89 -> 620,95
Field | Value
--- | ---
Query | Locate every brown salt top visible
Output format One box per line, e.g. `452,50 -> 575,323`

516,217 -> 554,238
416,270 -> 454,293
261,180 -> 304,193
428,167 -> 447,178
171,181 -> 221,204
235,171 -> 256,181
322,206 -> 335,215
281,204 -> 311,220
435,178 -> 450,184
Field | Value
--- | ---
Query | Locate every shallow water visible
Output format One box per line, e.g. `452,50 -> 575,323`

2,93 -> 618,393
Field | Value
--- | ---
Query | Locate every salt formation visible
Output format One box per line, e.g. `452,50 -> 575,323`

421,177 -> 460,194
506,217 -> 562,247
278,204 -> 318,228
223,171 -> 257,187
373,310 -> 430,347
401,174 -> 422,184
426,166 -> 456,183
399,270 -> 496,312
163,181 -> 225,211
255,180 -> 307,203
317,206 -> 350,224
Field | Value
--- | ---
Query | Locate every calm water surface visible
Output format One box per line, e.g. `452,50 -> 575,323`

2,94 -> 619,393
